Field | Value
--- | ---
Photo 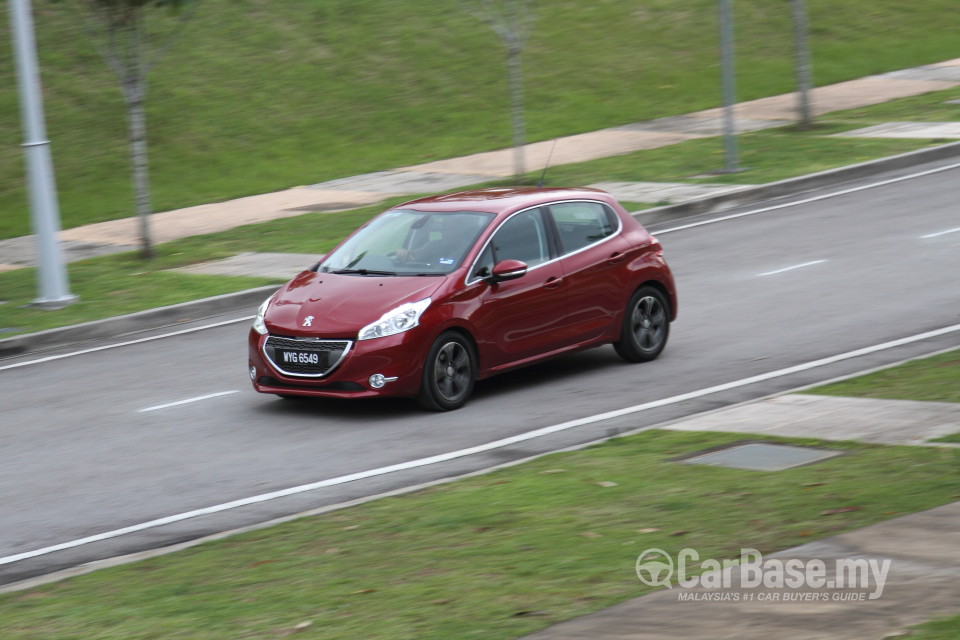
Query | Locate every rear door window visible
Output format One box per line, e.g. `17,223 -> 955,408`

548,202 -> 617,254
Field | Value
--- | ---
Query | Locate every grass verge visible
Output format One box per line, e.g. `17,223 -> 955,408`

907,614 -> 960,639
0,429 -> 958,639
801,349 -> 960,404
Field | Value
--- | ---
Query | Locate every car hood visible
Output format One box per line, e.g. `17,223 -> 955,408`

264,270 -> 446,338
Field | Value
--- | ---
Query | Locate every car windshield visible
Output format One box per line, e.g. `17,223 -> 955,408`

319,209 -> 494,276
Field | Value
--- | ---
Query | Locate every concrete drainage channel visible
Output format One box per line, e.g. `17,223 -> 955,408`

2,141 -> 960,359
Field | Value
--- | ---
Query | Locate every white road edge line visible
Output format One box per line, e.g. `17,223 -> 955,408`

757,260 -> 827,277
655,160 -> 960,235
921,226 -> 960,239
2,322 -> 958,567
138,391 -> 240,413
0,316 -> 255,372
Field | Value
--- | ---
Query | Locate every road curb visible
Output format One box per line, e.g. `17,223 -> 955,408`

635,140 -> 960,225
0,285 -> 278,359
4,140 -> 960,359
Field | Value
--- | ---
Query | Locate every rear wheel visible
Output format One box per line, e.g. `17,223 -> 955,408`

417,331 -> 477,411
614,286 -> 670,362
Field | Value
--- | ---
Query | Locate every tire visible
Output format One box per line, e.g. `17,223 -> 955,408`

417,331 -> 477,411
614,286 -> 670,363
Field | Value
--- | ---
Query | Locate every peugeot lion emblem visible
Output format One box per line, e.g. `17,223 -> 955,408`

302,315 -> 314,327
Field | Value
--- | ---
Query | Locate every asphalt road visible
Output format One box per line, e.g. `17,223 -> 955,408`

1,160 -> 958,586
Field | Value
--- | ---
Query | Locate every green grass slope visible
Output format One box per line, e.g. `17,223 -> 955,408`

2,0 -> 959,239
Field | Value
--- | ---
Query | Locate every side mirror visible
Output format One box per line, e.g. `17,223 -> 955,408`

486,259 -> 528,283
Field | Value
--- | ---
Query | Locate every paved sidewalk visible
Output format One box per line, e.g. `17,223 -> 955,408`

522,394 -> 960,640
524,502 -> 960,640
3,58 -> 960,272
173,251 -> 322,280
664,394 -> 960,446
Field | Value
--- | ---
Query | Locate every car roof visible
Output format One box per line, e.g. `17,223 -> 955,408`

393,187 -> 616,215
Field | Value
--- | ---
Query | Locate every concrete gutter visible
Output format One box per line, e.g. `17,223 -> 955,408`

3,140 -> 960,359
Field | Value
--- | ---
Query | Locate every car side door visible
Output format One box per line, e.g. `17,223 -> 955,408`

469,207 -> 570,370
546,201 -> 630,344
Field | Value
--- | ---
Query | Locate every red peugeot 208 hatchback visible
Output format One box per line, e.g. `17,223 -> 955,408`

248,187 -> 677,410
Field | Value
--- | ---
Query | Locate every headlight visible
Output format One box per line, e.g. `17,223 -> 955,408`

358,297 -> 431,341
252,296 -> 271,335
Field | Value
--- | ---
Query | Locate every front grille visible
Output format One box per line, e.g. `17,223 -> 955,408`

263,336 -> 352,378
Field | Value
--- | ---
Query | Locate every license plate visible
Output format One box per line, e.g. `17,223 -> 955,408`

277,349 -> 326,367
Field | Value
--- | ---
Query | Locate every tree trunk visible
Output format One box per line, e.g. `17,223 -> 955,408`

122,14 -> 154,259
126,88 -> 153,259
506,41 -> 526,179
790,0 -> 814,129
718,0 -> 739,172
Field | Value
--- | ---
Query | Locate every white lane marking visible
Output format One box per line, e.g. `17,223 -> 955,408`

921,226 -> 960,239
656,160 -> 960,235
0,316 -> 254,372
757,260 -> 827,277
2,322 -> 958,567
138,391 -> 240,413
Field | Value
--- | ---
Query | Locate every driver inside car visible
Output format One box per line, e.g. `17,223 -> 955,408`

394,215 -> 462,266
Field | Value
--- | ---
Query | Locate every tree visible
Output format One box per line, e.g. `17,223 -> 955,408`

74,0 -> 196,258
462,0 -> 535,179
789,0 -> 814,129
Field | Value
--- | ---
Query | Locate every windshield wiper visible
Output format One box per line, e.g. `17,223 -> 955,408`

330,268 -> 397,276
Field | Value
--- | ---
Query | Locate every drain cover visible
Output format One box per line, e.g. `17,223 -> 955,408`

681,443 -> 841,471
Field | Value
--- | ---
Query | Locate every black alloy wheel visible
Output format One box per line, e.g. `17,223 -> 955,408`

614,285 -> 670,362
418,331 -> 477,411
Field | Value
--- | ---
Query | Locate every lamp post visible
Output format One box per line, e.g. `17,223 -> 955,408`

9,0 -> 76,308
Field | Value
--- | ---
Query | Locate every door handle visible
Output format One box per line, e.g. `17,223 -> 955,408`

607,251 -> 625,265
543,276 -> 563,289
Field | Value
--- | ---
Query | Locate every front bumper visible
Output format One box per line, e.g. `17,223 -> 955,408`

247,328 -> 426,399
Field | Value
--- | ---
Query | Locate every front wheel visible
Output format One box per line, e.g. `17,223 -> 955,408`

614,286 -> 670,362
417,331 -> 477,411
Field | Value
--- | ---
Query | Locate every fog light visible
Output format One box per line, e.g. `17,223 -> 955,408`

368,373 -> 397,389
249,365 -> 257,380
